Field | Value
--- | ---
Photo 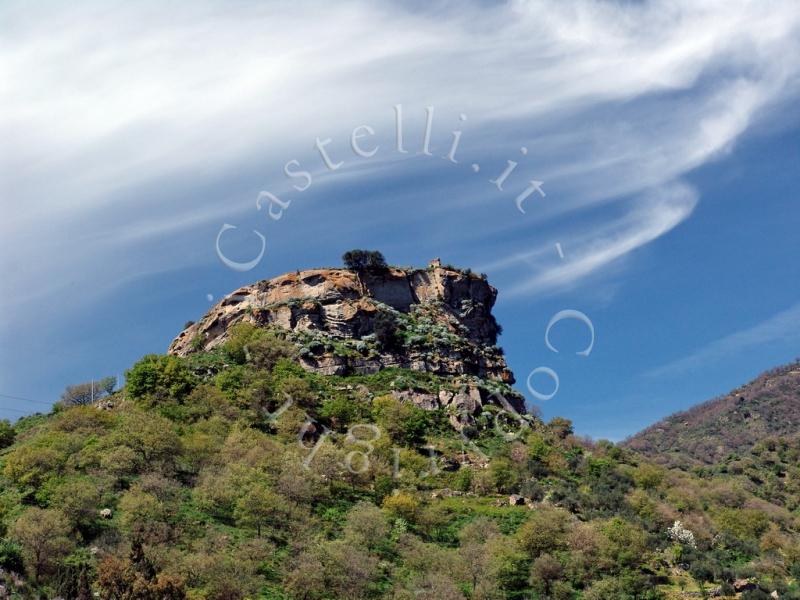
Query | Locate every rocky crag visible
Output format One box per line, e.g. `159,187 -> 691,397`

169,259 -> 526,415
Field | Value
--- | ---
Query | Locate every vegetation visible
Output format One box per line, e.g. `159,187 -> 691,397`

342,249 -> 388,271
1,326 -> 799,598
59,376 -> 116,407
625,361 -> 800,467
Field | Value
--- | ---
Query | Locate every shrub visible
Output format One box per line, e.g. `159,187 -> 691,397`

0,419 -> 15,449
126,354 -> 195,402
382,492 -> 419,522
0,539 -> 24,572
320,395 -> 364,427
222,323 -> 295,369
372,395 -> 431,446
374,311 -> 402,351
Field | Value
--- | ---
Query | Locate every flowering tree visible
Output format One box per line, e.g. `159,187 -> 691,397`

667,520 -> 697,549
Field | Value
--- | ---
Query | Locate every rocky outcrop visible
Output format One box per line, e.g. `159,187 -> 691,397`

169,260 -> 516,386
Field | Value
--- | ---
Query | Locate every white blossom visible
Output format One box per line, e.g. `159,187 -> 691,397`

667,520 -> 697,549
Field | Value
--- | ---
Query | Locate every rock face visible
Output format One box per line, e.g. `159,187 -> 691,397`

169,260 -> 525,413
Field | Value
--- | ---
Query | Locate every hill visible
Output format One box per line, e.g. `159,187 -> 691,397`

1,259 -> 799,599
624,362 -> 800,468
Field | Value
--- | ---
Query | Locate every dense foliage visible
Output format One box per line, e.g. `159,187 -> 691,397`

342,250 -> 388,271
1,326 -> 799,599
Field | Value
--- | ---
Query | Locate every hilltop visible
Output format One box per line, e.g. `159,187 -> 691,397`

169,258 -> 525,417
624,361 -> 800,468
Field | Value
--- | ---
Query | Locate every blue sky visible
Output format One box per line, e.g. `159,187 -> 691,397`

1,0 -> 799,440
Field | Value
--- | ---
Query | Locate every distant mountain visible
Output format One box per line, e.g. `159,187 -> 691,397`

624,361 -> 800,467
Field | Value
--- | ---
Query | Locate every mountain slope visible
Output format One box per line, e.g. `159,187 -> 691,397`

2,262 -> 800,599
624,361 -> 800,467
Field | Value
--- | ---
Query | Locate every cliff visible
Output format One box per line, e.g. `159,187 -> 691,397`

169,260 -> 522,413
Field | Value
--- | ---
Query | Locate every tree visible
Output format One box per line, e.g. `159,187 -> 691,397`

372,394 -> 431,446
342,249 -> 387,271
343,502 -> 390,550
283,551 -> 327,600
119,489 -> 171,545
9,507 -> 74,582
516,508 -> 570,558
96,553 -> 186,600
97,375 -> 117,396
321,540 -> 379,600
109,410 -> 182,473
0,419 -> 14,449
59,376 -> 117,407
51,477 -> 102,532
458,518 -> 500,593
126,354 -> 195,402
530,553 -> 563,597
233,485 -> 288,537
59,382 -> 95,406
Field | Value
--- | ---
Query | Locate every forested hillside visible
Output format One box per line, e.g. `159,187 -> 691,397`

1,324 -> 800,599
625,362 -> 800,467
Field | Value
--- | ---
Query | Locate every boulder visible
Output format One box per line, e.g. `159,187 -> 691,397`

733,579 -> 757,592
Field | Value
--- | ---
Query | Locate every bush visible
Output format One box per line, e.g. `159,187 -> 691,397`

372,395 -> 431,446
382,492 -> 419,522
320,396 -> 365,427
374,311 -> 402,351
0,419 -> 15,449
0,539 -> 24,572
222,322 -> 295,369
126,354 -> 195,402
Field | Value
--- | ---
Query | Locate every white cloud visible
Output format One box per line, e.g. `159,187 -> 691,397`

644,302 -> 800,379
479,183 -> 698,297
1,0 -> 799,318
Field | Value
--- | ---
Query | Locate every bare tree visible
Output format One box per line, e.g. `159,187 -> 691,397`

59,376 -> 116,406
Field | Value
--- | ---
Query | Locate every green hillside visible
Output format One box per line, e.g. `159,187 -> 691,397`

1,325 -> 799,599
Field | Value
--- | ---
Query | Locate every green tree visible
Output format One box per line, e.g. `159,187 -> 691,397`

517,508 -> 570,558
126,354 -> 195,401
233,484 -> 288,537
110,410 -> 182,471
342,249 -> 387,270
372,394 -> 431,446
50,477 -> 102,532
119,489 -> 171,545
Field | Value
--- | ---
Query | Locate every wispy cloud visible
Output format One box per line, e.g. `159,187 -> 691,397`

644,302 -> 800,378
483,183 -> 698,297
1,0 -> 799,317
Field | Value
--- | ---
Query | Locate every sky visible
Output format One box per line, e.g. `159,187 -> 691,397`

1,0 -> 799,440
